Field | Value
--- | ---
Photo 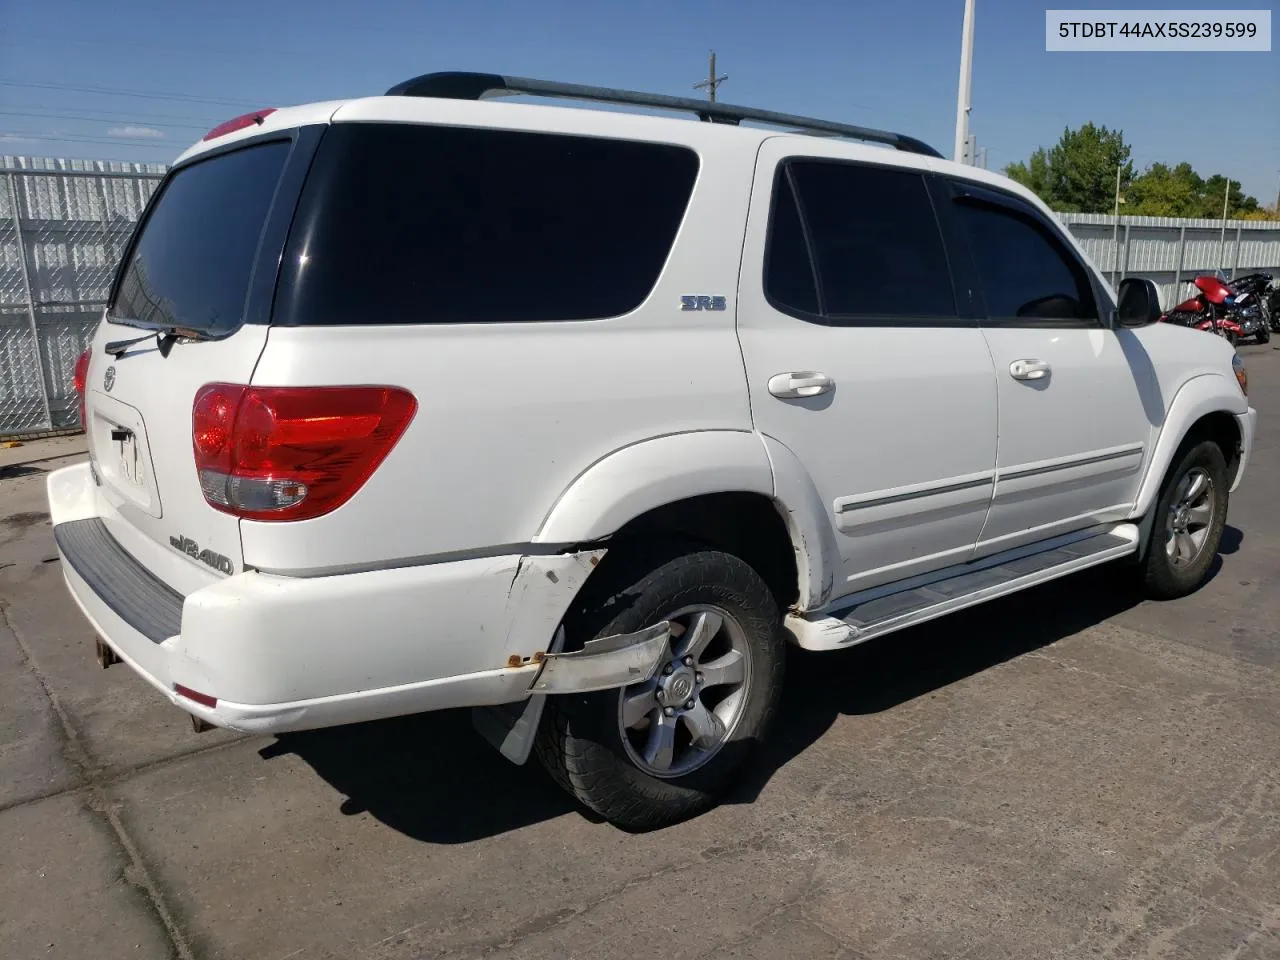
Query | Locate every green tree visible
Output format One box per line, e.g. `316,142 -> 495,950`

1005,127 -> 1262,219
1003,123 -> 1132,213
1004,147 -> 1051,199
1126,162 -> 1201,217
1194,175 -> 1259,218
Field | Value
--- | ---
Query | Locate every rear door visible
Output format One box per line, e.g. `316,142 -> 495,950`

736,140 -> 999,598
82,130 -> 318,590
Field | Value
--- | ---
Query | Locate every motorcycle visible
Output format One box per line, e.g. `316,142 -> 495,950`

1225,272 -> 1273,344
1160,274 -> 1247,345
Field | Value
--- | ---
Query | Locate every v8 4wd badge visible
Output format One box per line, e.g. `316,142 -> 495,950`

169,535 -> 234,575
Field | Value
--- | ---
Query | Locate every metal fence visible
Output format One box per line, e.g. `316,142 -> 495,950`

1,157 -> 165,439
1060,211 -> 1280,311
1,154 -> 1279,439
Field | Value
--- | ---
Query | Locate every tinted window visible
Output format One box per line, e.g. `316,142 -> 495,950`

786,161 -> 956,320
275,123 -> 699,325
764,171 -> 819,315
954,199 -> 1098,322
110,142 -> 289,336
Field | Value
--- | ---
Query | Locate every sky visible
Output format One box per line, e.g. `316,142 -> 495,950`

1,0 -> 1277,202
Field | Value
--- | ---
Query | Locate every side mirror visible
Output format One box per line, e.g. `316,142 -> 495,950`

1116,277 -> 1163,328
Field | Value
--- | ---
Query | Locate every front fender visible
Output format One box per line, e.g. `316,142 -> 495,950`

533,431 -> 774,544
1132,373 -> 1248,517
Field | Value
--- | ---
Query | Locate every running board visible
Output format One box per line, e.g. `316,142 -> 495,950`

787,524 -> 1140,651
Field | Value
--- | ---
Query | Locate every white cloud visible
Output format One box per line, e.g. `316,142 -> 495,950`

0,134 -> 36,143
107,125 -> 164,139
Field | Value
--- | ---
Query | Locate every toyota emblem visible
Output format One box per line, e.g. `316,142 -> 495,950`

103,365 -> 116,392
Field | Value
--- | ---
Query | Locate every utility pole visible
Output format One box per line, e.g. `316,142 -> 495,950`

694,50 -> 728,103
953,0 -> 975,163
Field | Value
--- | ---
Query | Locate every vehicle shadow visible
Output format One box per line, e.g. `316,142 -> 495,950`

728,566 -> 1143,806
261,707 -> 584,844
267,548 -> 1237,842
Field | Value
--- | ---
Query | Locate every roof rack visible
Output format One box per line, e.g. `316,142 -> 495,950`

383,71 -> 944,159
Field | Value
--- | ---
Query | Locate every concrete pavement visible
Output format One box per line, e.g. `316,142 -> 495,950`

2,343 -> 1277,959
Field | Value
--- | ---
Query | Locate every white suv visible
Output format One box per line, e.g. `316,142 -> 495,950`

49,72 -> 1257,829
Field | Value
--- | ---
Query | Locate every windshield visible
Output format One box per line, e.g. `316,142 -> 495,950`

108,140 -> 290,337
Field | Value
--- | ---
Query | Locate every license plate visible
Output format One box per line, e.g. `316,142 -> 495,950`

117,432 -> 142,486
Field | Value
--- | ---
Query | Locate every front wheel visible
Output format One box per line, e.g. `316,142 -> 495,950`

1139,439 -> 1229,600
536,546 -> 786,830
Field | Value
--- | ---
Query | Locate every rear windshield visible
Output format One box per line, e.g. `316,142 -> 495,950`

272,123 -> 699,326
109,141 -> 289,336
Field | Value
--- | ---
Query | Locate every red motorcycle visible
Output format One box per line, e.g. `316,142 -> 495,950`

1160,275 -> 1244,345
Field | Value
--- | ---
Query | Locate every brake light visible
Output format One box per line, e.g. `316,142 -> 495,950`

202,108 -> 278,141
73,347 -> 91,427
191,384 -> 417,521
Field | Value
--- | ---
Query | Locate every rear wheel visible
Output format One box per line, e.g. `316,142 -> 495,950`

536,545 -> 785,830
1139,439 -> 1229,600
1256,324 -> 1271,345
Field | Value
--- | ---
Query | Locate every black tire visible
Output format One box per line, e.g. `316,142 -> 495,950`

1139,439 -> 1229,600
535,543 -> 786,830
1257,324 -> 1271,345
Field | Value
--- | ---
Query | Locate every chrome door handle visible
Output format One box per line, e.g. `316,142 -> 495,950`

768,372 -> 833,399
1009,359 -> 1051,381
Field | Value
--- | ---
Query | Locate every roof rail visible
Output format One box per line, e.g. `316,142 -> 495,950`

383,71 -> 944,159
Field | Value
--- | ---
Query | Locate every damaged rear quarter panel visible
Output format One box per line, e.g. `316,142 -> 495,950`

500,549 -> 606,665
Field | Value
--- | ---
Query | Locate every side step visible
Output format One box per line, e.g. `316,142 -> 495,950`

787,525 -> 1140,651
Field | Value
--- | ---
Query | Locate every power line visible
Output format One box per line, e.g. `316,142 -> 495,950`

1,101 -> 221,124
0,111 -> 207,131
0,79 -> 260,107
0,132 -> 177,148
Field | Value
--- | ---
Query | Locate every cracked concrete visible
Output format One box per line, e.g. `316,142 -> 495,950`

1,342 -> 1277,959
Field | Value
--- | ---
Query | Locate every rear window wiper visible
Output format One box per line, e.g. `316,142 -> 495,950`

104,325 -> 214,359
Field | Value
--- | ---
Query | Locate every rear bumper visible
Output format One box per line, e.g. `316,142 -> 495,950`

47,461 -> 606,734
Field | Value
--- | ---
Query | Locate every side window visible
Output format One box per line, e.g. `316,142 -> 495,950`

275,123 -> 699,326
768,160 -> 957,322
763,170 -> 819,316
953,198 -> 1099,324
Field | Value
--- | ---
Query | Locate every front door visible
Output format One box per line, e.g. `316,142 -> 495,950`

736,140 -> 999,600
935,178 -> 1152,555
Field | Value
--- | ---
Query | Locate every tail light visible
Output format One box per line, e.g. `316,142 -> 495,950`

72,347 -> 91,427
192,384 -> 417,522
202,108 -> 278,141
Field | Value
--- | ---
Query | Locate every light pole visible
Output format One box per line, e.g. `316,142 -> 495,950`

1217,179 -> 1231,274
1111,164 -> 1123,285
953,0 -> 976,163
